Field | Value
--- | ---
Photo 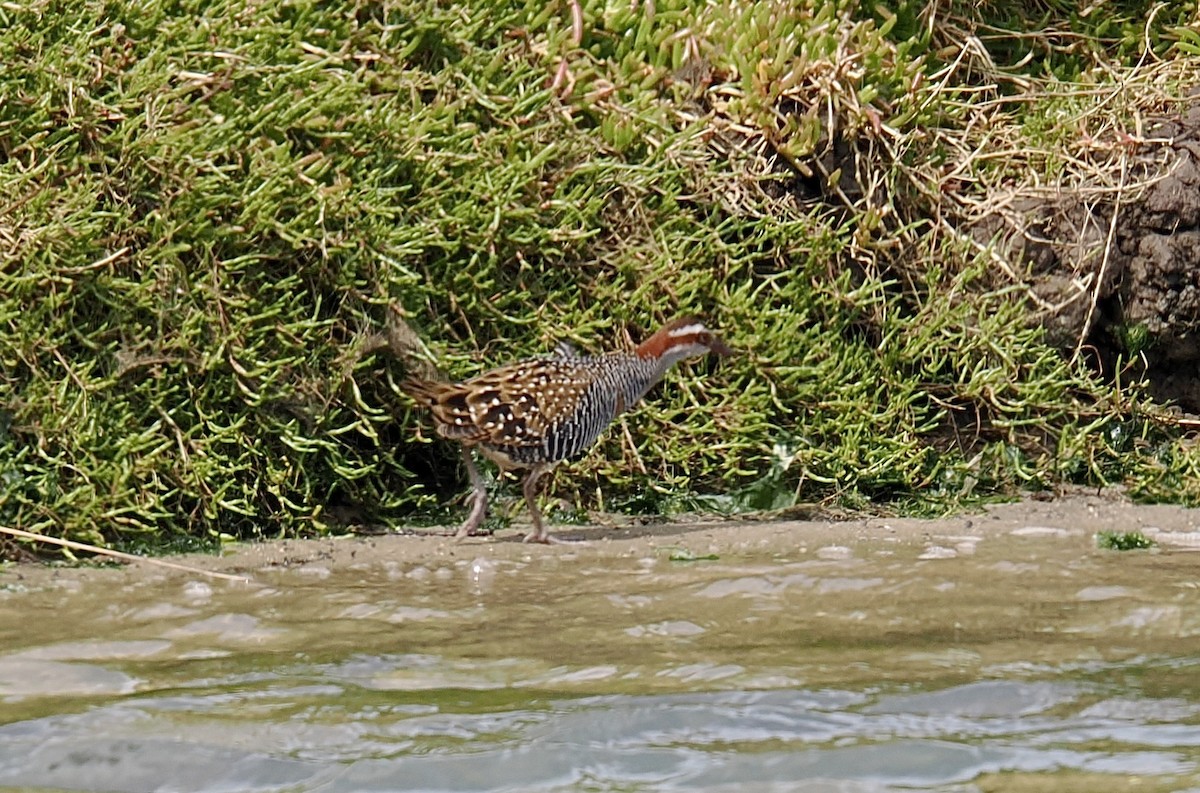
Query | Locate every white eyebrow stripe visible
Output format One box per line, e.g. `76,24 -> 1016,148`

668,323 -> 706,337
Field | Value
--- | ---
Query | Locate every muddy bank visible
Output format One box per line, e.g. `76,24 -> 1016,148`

4,494 -> 1198,590
982,99 -> 1200,410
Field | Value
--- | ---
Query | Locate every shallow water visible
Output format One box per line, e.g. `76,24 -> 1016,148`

2,522 -> 1200,792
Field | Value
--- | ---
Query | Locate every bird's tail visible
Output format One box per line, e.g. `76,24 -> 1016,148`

398,377 -> 445,407
398,378 -> 488,442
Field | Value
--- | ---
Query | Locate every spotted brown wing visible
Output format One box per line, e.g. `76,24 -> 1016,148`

401,358 -> 595,448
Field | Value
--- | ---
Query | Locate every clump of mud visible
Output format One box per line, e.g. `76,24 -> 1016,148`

980,99 -> 1200,412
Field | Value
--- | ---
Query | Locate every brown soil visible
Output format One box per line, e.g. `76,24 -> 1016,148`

980,98 -> 1200,412
4,493 -> 1198,590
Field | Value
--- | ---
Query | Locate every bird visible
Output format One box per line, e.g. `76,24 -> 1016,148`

400,317 -> 732,543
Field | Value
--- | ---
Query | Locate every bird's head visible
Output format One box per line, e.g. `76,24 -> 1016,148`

636,317 -> 733,362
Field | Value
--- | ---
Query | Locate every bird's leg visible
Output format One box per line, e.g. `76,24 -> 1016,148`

521,466 -> 553,544
521,466 -> 581,544
454,447 -> 489,539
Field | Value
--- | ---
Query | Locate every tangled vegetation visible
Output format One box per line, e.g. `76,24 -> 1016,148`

2,0 -> 1199,556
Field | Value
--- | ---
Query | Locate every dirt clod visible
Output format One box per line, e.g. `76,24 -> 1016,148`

981,100 -> 1200,412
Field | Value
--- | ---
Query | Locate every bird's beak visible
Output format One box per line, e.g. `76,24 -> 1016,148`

707,336 -> 734,357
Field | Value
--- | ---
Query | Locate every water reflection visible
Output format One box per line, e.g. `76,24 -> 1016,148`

1,523 -> 1199,792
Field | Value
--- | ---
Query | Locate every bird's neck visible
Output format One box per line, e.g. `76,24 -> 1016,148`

611,345 -> 701,412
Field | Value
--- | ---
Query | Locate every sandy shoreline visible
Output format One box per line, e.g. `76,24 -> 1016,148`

4,492 -> 1199,591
